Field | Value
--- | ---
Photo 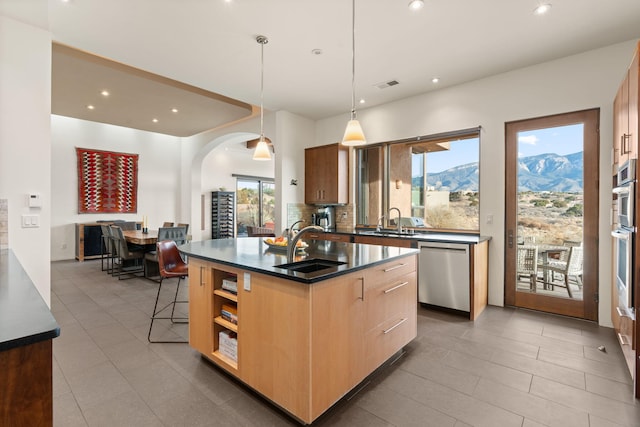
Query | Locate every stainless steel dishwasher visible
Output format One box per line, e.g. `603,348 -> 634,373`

418,241 -> 470,312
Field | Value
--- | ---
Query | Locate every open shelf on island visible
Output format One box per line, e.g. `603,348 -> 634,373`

213,289 -> 237,302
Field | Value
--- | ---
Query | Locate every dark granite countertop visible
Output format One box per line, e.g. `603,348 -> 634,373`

179,238 -> 418,284
0,249 -> 60,352
332,227 -> 490,244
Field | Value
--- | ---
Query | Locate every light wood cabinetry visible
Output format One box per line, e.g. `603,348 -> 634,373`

305,143 -> 349,205
189,254 -> 417,424
611,42 -> 640,398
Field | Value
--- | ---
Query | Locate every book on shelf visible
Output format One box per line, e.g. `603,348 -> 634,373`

221,303 -> 238,324
219,330 -> 238,361
221,276 -> 238,294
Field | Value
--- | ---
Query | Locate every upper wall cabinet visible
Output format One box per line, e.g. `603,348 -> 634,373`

305,143 -> 349,205
614,44 -> 639,167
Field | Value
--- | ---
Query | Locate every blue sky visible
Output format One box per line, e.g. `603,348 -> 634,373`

517,123 -> 583,158
413,124 -> 583,176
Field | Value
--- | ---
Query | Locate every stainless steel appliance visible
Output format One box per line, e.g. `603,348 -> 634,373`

313,206 -> 335,231
614,159 -> 636,228
612,228 -> 634,317
611,159 -> 636,318
418,241 -> 470,312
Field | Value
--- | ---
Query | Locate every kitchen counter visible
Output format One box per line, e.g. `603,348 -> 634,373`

0,249 -> 60,351
179,237 -> 418,283
0,249 -> 60,426
334,227 -> 490,244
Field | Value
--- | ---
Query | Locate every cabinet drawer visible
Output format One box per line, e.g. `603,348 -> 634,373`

365,272 -> 416,330
364,313 -> 416,371
364,256 -> 416,288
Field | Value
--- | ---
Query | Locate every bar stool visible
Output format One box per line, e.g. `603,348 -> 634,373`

148,240 -> 189,343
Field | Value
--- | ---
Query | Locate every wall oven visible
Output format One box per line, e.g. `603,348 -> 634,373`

611,227 -> 634,318
613,159 -> 636,228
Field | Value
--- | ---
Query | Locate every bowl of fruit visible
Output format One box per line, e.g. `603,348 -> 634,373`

264,236 -> 308,252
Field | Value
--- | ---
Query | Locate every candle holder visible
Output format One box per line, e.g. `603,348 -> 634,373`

142,227 -> 148,234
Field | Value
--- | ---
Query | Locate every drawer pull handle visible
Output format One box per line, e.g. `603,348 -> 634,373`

383,318 -> 407,334
358,277 -> 364,301
384,281 -> 409,294
617,332 -> 630,346
616,307 -> 631,318
200,266 -> 205,286
384,263 -> 407,272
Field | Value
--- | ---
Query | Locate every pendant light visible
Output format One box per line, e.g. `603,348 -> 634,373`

253,35 -> 271,161
341,0 -> 366,146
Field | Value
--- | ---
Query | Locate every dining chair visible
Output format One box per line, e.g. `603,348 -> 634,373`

162,221 -> 174,227
516,246 -> 538,292
100,224 -> 115,273
148,240 -> 189,343
539,245 -> 583,298
246,225 -> 276,237
110,225 -> 145,280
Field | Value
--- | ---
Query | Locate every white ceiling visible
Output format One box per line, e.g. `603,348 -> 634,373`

47,0 -> 640,136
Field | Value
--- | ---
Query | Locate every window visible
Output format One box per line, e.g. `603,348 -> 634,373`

356,128 -> 480,231
234,175 -> 275,236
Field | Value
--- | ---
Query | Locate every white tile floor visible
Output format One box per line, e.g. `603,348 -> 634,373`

51,259 -> 640,426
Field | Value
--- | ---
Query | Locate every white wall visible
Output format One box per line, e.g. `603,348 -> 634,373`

51,115 -> 182,260
200,138 -> 274,239
315,40 -> 638,327
0,10 -> 52,303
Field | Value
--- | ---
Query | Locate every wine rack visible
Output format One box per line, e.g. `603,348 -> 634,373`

211,191 -> 235,239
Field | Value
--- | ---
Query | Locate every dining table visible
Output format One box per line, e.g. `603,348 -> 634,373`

536,244 -> 569,289
123,229 -> 158,246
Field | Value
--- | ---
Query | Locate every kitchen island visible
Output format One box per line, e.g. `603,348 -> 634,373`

0,249 -> 60,425
179,238 -> 418,424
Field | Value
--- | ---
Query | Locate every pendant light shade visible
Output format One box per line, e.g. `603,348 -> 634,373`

342,119 -> 366,146
253,35 -> 271,161
342,0 -> 366,147
252,138 -> 271,160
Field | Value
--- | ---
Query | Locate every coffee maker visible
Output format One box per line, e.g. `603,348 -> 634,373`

311,206 -> 336,231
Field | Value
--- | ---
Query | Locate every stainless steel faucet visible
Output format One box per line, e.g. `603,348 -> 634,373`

287,219 -> 305,240
388,207 -> 402,233
287,225 -> 323,262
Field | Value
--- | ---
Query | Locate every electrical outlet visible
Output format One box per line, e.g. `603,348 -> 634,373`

341,212 -> 347,220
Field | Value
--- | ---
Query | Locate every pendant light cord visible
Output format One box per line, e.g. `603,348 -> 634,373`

350,0 -> 356,120
257,35 -> 268,140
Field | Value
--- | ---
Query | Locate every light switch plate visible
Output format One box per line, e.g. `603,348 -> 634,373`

243,272 -> 251,291
21,214 -> 39,228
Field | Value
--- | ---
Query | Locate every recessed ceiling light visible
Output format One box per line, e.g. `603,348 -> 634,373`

311,49 -> 323,56
431,77 -> 440,83
533,3 -> 551,15
100,90 -> 109,97
86,105 -> 94,110
152,118 -> 158,123
408,0 -> 424,10
171,108 -> 179,113
359,99 -> 366,104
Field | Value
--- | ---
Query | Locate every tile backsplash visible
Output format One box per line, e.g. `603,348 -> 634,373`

0,199 -> 7,249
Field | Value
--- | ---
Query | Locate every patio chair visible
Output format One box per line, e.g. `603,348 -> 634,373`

539,245 -> 583,298
516,246 -> 538,292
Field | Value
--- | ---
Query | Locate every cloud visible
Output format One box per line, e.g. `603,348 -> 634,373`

518,152 -> 524,158
518,135 -> 538,145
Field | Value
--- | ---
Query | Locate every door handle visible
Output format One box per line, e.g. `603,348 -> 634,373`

508,230 -> 514,248
199,266 -> 205,286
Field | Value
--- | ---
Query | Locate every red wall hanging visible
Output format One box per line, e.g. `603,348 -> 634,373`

76,147 -> 138,213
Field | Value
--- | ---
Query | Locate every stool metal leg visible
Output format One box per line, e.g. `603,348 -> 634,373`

148,276 -> 188,343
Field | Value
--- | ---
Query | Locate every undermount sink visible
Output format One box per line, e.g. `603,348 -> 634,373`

274,258 -> 347,274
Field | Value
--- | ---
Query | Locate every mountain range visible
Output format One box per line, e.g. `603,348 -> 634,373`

418,151 -> 583,192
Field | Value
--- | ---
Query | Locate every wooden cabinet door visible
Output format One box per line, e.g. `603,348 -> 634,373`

629,50 -> 638,160
618,74 -> 631,164
305,143 -> 348,204
188,259 -> 212,355
310,271 -> 366,420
